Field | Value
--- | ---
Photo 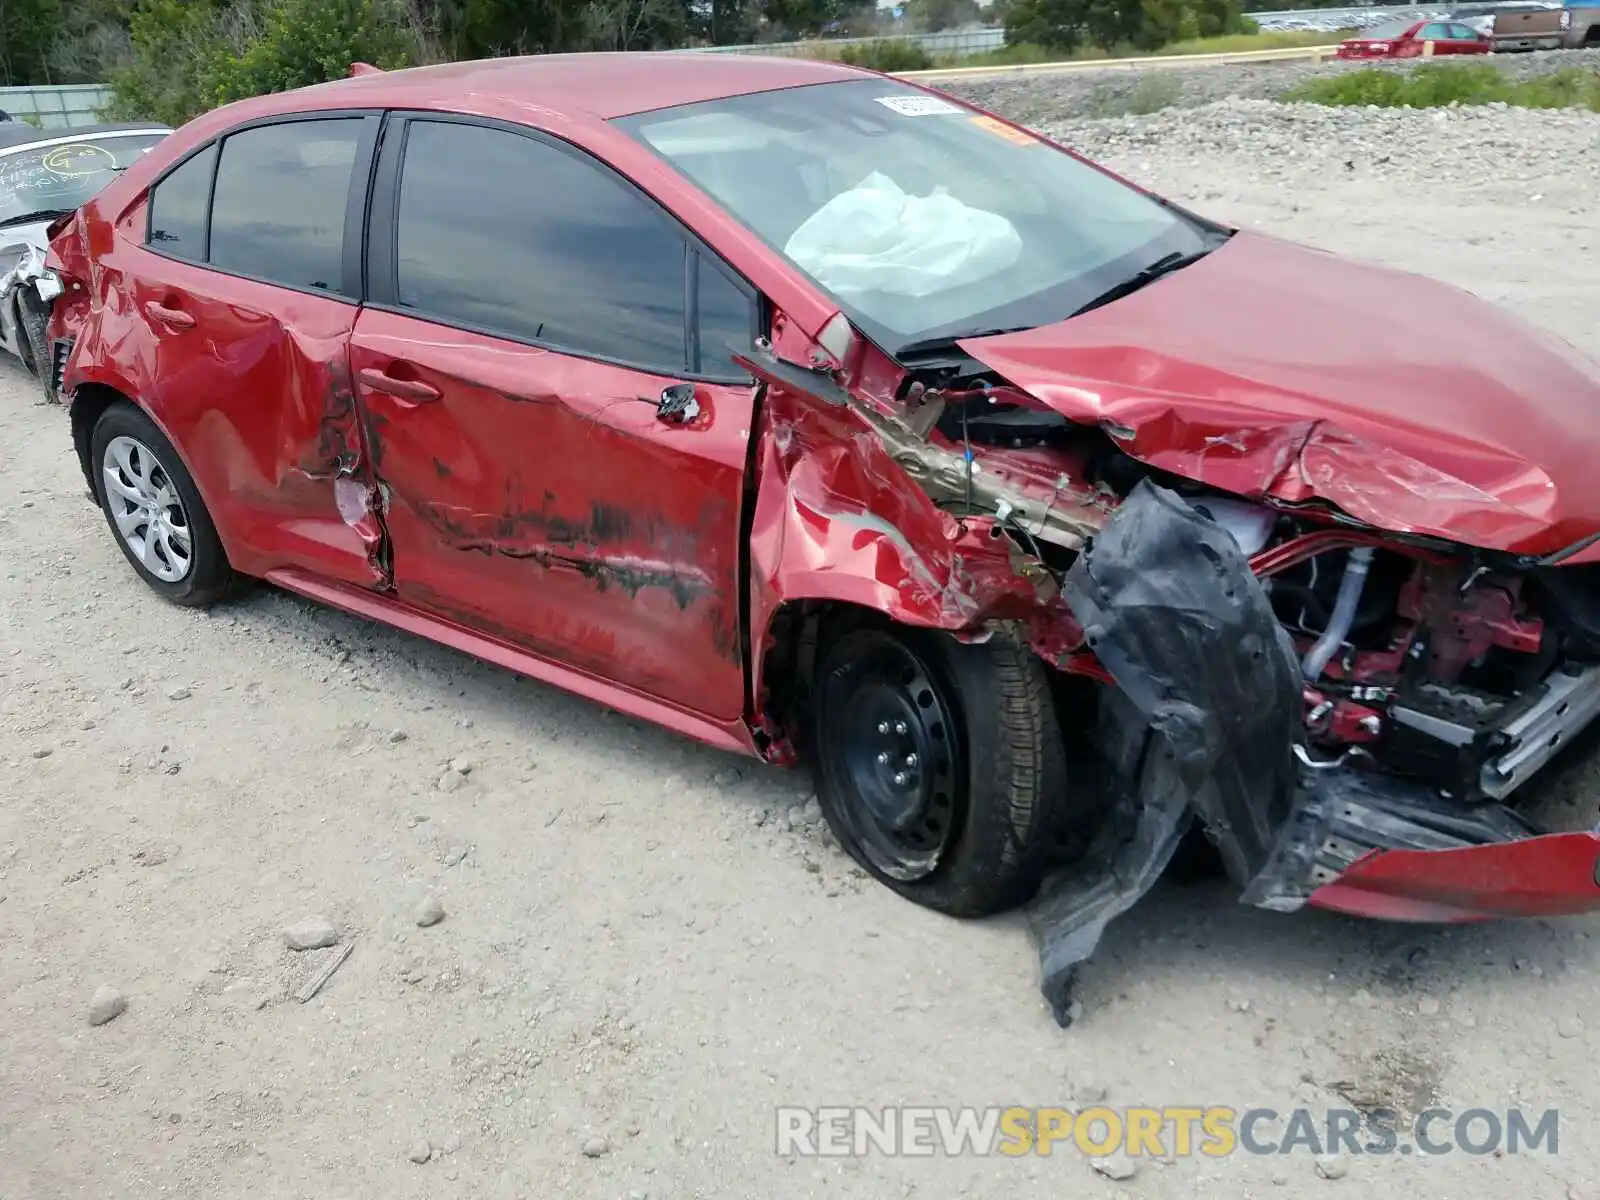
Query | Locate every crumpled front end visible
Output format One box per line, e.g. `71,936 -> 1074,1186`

735,301 -> 1600,1027
0,234 -> 65,387
1030,479 -> 1600,1025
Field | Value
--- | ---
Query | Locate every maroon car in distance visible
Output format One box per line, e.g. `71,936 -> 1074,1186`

1335,17 -> 1495,56
40,52 -> 1600,1021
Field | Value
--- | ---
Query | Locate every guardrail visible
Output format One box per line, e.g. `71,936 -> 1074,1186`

896,42 -> 1336,81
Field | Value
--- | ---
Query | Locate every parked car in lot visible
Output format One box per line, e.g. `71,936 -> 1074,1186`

1491,3 -> 1600,50
44,55 -> 1600,1009
1449,0 -> 1562,37
1335,17 -> 1494,57
0,122 -> 171,399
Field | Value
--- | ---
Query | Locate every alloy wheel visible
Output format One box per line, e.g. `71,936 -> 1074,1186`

101,434 -> 194,583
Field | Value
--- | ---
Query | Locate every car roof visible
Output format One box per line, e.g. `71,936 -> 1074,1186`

293,52 -> 869,122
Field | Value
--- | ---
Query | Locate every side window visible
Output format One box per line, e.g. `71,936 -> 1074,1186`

147,143 -> 216,261
208,118 -> 364,293
393,120 -> 689,373
1419,22 -> 1451,37
695,253 -> 755,380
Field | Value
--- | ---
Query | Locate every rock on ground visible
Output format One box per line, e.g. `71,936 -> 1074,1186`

282,917 -> 339,951
86,986 -> 126,1027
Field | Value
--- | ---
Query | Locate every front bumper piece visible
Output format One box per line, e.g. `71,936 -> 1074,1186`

1027,482 -> 1600,1027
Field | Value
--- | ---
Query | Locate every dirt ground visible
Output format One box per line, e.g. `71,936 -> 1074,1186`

3,90 -> 1600,1200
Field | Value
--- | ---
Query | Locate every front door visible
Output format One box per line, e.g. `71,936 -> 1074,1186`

350,114 -> 761,721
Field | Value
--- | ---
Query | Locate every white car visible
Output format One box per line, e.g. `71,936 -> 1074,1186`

0,121 -> 171,399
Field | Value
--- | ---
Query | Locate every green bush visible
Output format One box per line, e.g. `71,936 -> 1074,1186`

109,0 -> 430,126
838,38 -> 935,70
1284,63 -> 1600,111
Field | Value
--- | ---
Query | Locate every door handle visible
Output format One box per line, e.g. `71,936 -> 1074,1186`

144,301 -> 194,330
653,383 -> 700,424
358,367 -> 440,403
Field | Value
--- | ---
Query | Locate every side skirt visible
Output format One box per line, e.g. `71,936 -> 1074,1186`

264,567 -> 761,758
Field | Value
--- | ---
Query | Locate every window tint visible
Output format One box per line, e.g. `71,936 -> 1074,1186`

695,254 -> 753,379
147,143 -> 216,260
394,120 -> 689,372
208,119 -> 363,292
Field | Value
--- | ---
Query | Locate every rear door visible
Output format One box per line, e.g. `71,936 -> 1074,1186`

349,114 -> 760,720
128,112 -> 385,585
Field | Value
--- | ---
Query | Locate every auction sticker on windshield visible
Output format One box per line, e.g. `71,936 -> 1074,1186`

874,95 -> 964,116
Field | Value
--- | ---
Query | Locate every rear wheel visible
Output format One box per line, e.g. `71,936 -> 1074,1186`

90,403 -> 236,606
811,624 -> 1071,917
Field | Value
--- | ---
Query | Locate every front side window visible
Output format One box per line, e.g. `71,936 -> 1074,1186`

393,119 -> 696,373
207,118 -> 364,292
614,79 -> 1220,356
0,131 -> 167,228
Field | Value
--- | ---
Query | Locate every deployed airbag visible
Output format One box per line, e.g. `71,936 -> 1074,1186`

783,171 -> 1023,299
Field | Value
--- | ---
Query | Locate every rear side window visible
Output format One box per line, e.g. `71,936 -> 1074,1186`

391,119 -> 747,377
207,119 -> 364,292
147,143 -> 216,260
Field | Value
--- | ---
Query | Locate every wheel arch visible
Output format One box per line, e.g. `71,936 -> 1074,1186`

70,380 -> 223,557
752,595 -> 994,759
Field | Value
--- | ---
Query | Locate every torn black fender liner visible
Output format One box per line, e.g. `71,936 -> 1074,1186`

1027,480 -> 1303,1025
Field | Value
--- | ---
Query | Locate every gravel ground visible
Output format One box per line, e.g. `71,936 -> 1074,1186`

943,47 -> 1600,122
3,78 -> 1600,1200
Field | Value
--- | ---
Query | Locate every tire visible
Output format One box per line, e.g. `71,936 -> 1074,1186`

89,403 -> 236,606
810,623 -> 1071,917
17,291 -> 54,404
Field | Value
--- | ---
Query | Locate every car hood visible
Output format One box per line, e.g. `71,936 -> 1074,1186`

956,230 -> 1600,561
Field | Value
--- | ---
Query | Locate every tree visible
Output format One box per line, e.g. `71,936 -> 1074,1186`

757,0 -> 876,40
903,0 -> 981,33
0,0 -> 62,85
1002,0 -> 1083,51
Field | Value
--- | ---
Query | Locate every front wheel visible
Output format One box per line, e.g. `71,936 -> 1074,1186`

811,624 -> 1072,917
16,292 -> 54,404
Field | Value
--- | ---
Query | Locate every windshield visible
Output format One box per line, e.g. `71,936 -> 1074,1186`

0,133 -> 167,227
614,79 -> 1217,355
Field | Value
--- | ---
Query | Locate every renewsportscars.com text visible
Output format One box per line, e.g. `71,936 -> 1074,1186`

775,1105 -> 1561,1158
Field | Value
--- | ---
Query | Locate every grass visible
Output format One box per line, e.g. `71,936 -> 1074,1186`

1284,62 -> 1600,111
793,27 -> 1349,72
1086,72 -> 1186,115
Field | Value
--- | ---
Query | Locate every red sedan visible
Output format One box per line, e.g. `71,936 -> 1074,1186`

38,53 -> 1600,1021
1335,17 -> 1494,57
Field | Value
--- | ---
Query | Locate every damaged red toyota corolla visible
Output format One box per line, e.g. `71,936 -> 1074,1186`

43,54 -> 1600,1022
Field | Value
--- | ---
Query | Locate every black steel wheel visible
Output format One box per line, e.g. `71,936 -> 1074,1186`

812,624 -> 1072,917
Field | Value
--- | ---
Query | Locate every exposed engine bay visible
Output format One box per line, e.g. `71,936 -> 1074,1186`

891,348 -> 1600,812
